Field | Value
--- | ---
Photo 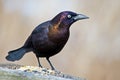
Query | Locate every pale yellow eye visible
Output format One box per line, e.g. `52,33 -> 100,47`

67,15 -> 72,18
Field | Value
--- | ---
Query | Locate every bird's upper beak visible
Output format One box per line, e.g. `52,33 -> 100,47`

73,14 -> 89,21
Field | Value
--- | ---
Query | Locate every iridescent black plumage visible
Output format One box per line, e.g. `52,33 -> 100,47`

6,11 -> 89,70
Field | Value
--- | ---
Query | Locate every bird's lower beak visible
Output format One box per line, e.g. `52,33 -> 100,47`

73,14 -> 89,20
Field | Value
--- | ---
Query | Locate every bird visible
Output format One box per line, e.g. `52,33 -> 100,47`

6,11 -> 89,70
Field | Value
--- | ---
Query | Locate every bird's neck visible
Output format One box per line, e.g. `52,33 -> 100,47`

49,25 -> 69,35
48,23 -> 70,43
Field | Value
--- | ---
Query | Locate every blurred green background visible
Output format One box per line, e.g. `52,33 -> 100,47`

0,0 -> 120,80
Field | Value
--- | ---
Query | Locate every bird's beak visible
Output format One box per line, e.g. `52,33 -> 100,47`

73,14 -> 89,21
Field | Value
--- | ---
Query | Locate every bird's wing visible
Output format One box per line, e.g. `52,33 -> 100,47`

23,35 -> 33,48
31,21 -> 50,34
23,21 -> 51,48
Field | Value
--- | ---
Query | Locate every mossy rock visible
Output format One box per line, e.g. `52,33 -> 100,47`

0,64 -> 85,80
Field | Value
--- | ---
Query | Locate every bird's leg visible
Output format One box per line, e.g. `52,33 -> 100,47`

46,57 -> 55,70
37,57 -> 43,68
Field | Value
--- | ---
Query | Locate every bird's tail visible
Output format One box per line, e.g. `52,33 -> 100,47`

6,47 -> 31,61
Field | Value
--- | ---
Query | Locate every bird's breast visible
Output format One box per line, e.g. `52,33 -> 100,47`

32,27 -> 70,57
48,28 -> 69,44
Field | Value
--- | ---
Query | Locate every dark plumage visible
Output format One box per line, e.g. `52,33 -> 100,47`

6,11 -> 89,70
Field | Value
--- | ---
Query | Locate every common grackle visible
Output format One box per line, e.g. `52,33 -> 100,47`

6,11 -> 89,70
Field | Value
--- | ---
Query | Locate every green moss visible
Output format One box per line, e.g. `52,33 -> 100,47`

0,71 -> 28,80
0,70 -> 48,80
0,65 -> 83,80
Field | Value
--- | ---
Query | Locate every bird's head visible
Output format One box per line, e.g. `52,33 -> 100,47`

51,11 -> 89,28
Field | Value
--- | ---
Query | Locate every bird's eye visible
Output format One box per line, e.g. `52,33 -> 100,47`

67,15 -> 72,19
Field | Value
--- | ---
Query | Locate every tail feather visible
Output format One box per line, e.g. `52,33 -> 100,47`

6,47 -> 30,61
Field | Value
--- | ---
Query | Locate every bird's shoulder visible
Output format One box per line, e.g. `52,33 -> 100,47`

32,21 -> 51,34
